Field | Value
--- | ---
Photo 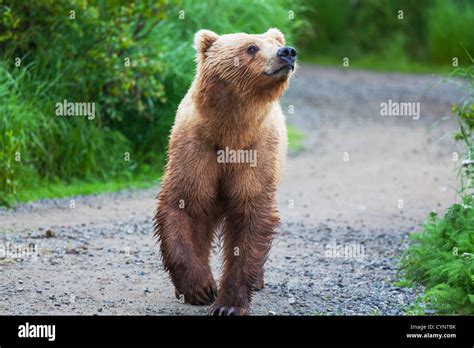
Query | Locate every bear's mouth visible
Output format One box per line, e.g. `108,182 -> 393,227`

263,64 -> 294,76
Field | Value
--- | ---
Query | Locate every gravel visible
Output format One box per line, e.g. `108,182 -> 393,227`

0,214 -> 420,315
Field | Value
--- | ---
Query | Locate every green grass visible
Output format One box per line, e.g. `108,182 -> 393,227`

13,173 -> 159,204
303,55 -> 454,74
287,124 -> 305,152
393,279 -> 412,288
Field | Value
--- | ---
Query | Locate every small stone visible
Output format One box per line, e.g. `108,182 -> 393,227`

45,229 -> 55,238
0,258 -> 16,265
65,247 -> 80,255
268,310 -> 276,316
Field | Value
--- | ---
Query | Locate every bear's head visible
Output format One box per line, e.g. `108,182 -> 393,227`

194,28 -> 296,98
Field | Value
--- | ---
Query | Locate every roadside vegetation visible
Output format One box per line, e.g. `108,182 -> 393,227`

399,57 -> 474,315
299,0 -> 474,70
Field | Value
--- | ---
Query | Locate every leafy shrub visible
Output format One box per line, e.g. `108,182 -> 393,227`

298,0 -> 352,55
401,200 -> 474,314
427,0 -> 474,65
298,0 -> 474,66
0,0 -> 168,119
400,58 -> 474,314
451,60 -> 474,196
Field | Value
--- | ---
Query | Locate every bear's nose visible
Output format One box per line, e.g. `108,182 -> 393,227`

277,46 -> 297,64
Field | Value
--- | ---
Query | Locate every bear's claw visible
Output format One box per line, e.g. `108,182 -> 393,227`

208,305 -> 249,316
174,280 -> 217,305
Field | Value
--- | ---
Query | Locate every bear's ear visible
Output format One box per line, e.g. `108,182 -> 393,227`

194,29 -> 219,58
265,28 -> 285,45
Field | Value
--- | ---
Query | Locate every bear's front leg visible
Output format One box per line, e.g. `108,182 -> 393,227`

209,199 -> 279,315
155,205 -> 218,305
154,138 -> 221,306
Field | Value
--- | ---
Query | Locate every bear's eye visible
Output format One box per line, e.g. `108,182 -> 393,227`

247,45 -> 259,54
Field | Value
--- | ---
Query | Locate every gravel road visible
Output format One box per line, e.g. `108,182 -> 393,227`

0,65 -> 466,315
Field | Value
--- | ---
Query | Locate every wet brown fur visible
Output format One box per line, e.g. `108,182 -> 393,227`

153,28 -> 294,315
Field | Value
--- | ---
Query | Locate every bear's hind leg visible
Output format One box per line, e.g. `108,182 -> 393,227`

209,202 -> 278,315
253,269 -> 265,291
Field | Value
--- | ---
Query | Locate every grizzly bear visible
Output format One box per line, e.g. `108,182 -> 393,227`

153,28 -> 297,315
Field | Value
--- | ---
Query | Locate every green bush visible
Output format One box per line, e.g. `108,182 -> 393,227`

400,59 -> 474,315
427,0 -> 474,65
298,0 -> 474,66
401,200 -> 474,314
0,61 -> 132,206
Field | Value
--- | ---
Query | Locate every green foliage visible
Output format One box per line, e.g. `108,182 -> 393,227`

298,0 -> 474,66
1,0 -> 168,120
427,0 -> 474,65
287,125 -> 304,152
400,199 -> 474,314
451,61 -> 474,196
0,64 -> 43,205
400,57 -> 474,315
14,173 -> 157,204
0,62 -> 132,206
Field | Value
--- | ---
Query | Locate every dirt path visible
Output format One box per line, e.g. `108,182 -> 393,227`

0,65 -> 465,315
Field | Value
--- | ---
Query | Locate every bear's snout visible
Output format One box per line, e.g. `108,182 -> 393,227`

277,46 -> 297,65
